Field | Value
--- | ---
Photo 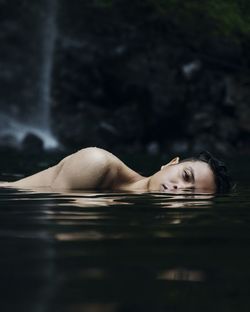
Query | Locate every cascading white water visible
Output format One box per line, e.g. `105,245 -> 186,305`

38,0 -> 57,131
33,0 -> 59,148
0,0 -> 59,149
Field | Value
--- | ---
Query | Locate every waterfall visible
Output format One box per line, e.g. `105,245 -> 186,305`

38,0 -> 57,131
0,0 -> 59,149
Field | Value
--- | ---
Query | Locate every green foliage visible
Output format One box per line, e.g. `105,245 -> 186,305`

148,0 -> 250,38
204,0 -> 250,36
93,0 -> 250,39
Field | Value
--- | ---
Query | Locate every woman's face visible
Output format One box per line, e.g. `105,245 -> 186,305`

148,160 -> 216,193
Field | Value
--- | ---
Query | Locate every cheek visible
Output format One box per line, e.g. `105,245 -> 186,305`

149,171 -> 165,189
201,175 -> 216,190
163,167 -> 178,182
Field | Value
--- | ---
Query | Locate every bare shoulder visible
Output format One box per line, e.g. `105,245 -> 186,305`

52,147 -> 122,190
75,147 -> 117,161
60,147 -> 120,168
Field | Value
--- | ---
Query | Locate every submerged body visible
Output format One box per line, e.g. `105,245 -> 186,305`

0,147 -> 217,193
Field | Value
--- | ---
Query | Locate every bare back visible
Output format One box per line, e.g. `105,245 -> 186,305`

6,147 -> 142,190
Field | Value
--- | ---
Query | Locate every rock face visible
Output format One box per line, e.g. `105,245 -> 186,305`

21,133 -> 44,154
50,1 -> 249,155
0,1 -> 249,155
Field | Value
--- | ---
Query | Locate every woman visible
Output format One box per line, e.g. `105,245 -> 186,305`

0,147 -> 231,193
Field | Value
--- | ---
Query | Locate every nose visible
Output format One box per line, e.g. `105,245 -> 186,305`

170,182 -> 193,191
168,182 -> 178,190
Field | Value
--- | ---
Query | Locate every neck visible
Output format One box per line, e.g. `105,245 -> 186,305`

121,176 -> 151,192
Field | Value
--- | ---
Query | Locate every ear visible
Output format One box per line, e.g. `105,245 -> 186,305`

161,157 -> 180,170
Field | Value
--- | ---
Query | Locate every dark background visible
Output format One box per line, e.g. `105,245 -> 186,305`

0,0 -> 250,158
1,3 -> 250,312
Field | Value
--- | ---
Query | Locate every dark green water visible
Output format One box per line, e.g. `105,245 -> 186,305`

0,155 -> 249,312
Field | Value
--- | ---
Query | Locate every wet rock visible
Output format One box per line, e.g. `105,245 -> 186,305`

191,134 -> 215,154
182,60 -> 202,80
0,133 -> 19,148
170,140 -> 189,155
237,102 -> 250,133
48,1 -> 249,155
214,140 -> 233,155
146,141 -> 160,155
217,117 -> 238,141
22,133 -> 44,153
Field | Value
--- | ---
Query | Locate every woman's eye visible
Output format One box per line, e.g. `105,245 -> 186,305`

183,170 -> 190,182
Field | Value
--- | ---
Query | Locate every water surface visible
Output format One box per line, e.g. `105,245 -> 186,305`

0,157 -> 250,312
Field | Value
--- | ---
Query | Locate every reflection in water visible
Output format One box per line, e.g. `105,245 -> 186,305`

151,193 -> 214,209
0,188 -> 216,241
0,187 -> 216,241
65,304 -> 117,312
9,187 -> 214,208
58,193 -> 214,210
158,268 -> 205,282
62,193 -> 131,208
1,184 -> 250,312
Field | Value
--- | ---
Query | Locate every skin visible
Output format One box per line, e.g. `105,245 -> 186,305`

147,159 -> 216,193
0,147 -> 216,193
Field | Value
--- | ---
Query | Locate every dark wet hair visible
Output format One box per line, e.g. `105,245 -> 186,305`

184,151 -> 232,193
